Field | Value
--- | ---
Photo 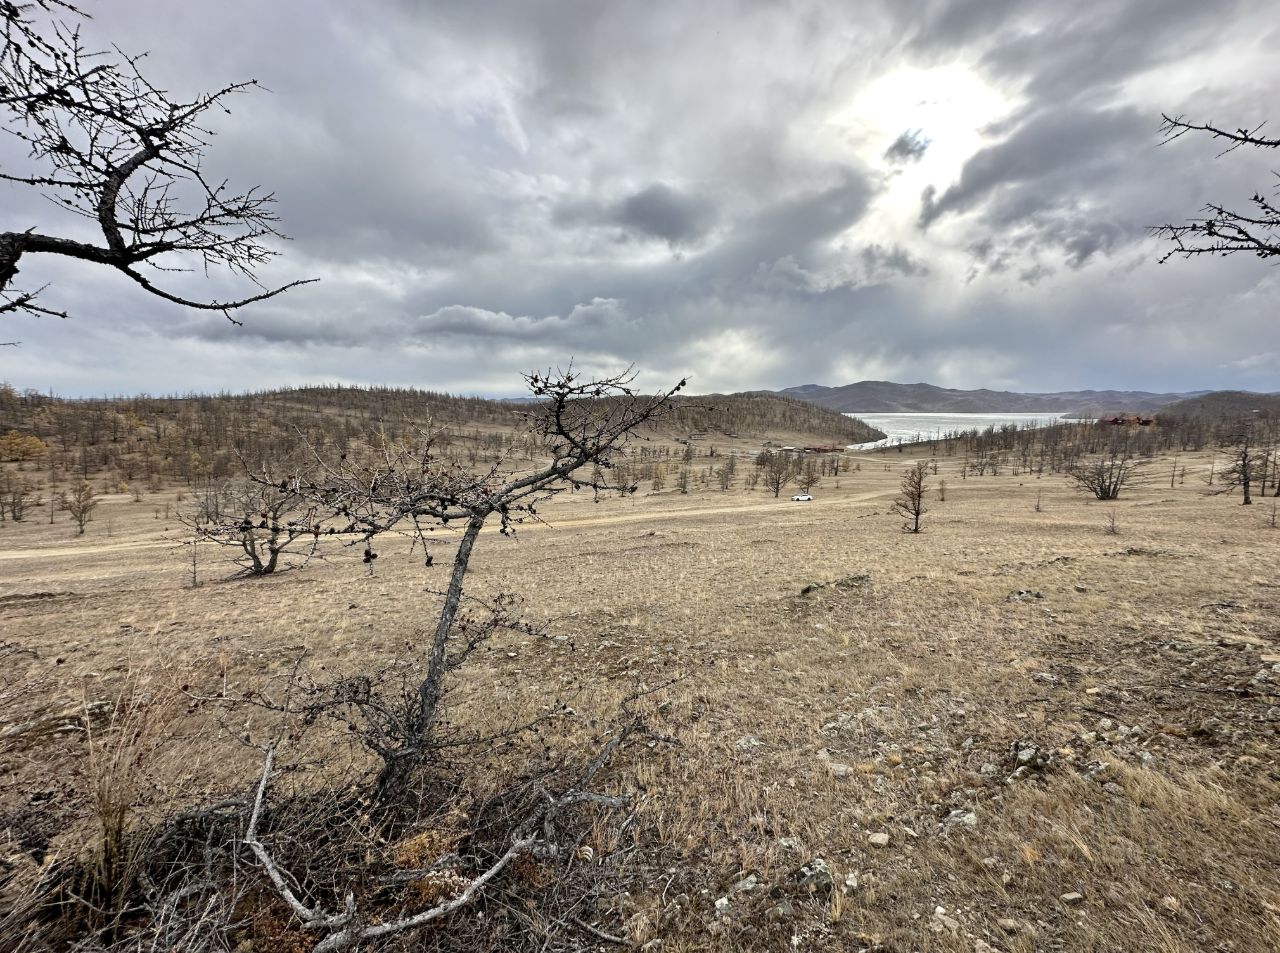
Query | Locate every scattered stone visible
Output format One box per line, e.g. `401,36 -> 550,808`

996,917 -> 1021,933
821,712 -> 855,733
974,940 -> 1000,953
1074,585 -> 1089,593
828,762 -> 853,780
714,896 -> 731,916
943,808 -> 978,832
1008,738 -> 1052,778
1060,891 -> 1085,906
1102,781 -> 1126,798
1008,589 -> 1043,603
799,574 -> 871,597
776,836 -> 801,852
789,858 -> 834,896
932,907 -> 960,932
735,735 -> 765,751
730,873 -> 760,895
766,900 -> 794,920
868,832 -> 891,848
843,872 -> 859,892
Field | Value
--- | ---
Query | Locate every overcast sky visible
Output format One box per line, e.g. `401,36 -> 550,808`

2,0 -> 1278,397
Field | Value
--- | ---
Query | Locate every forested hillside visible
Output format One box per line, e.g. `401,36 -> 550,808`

1157,390 -> 1280,421
0,383 -> 883,486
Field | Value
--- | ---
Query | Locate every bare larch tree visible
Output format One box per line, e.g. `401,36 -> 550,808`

1153,114 -> 1279,261
1,2 -> 313,325
1215,423 -> 1258,505
892,459 -> 929,533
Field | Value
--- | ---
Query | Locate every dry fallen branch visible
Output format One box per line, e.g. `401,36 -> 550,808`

243,721 -> 644,953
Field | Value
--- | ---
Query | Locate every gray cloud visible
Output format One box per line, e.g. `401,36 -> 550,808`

554,183 -> 716,246
616,184 -> 715,245
1,0 -> 1278,397
919,107 -> 1146,228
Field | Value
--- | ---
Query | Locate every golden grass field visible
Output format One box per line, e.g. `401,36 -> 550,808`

2,446 -> 1279,952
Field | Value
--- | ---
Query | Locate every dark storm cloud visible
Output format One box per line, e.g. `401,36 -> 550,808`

2,0 -> 1278,397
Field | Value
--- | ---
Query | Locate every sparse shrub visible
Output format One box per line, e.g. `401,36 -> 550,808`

1105,510 -> 1120,535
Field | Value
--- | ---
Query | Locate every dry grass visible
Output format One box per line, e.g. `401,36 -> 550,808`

1,448 -> 1278,951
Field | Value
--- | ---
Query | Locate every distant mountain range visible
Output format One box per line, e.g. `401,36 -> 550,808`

775,381 -> 1217,416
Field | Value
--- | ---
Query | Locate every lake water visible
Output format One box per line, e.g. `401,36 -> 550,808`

845,412 -> 1074,450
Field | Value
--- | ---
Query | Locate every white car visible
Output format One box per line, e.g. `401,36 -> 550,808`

791,493 -> 813,502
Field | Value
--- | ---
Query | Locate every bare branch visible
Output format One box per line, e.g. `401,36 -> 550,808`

1,4 -> 315,322
1153,114 -> 1280,261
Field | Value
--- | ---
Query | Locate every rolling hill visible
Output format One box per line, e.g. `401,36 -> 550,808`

1156,390 -> 1280,421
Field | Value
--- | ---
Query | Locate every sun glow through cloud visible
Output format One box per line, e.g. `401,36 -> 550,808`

854,64 -> 1015,199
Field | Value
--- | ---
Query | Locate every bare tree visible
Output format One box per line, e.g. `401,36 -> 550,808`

1,3 -> 313,324
761,451 -> 795,498
59,477 -> 96,533
178,477 -> 324,576
892,460 -> 929,533
1215,425 -> 1258,505
715,452 -> 736,491
274,367 -> 684,788
204,368 -> 685,952
1153,114 -> 1279,261
1067,450 -> 1142,501
0,470 -> 37,520
796,456 -> 821,494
